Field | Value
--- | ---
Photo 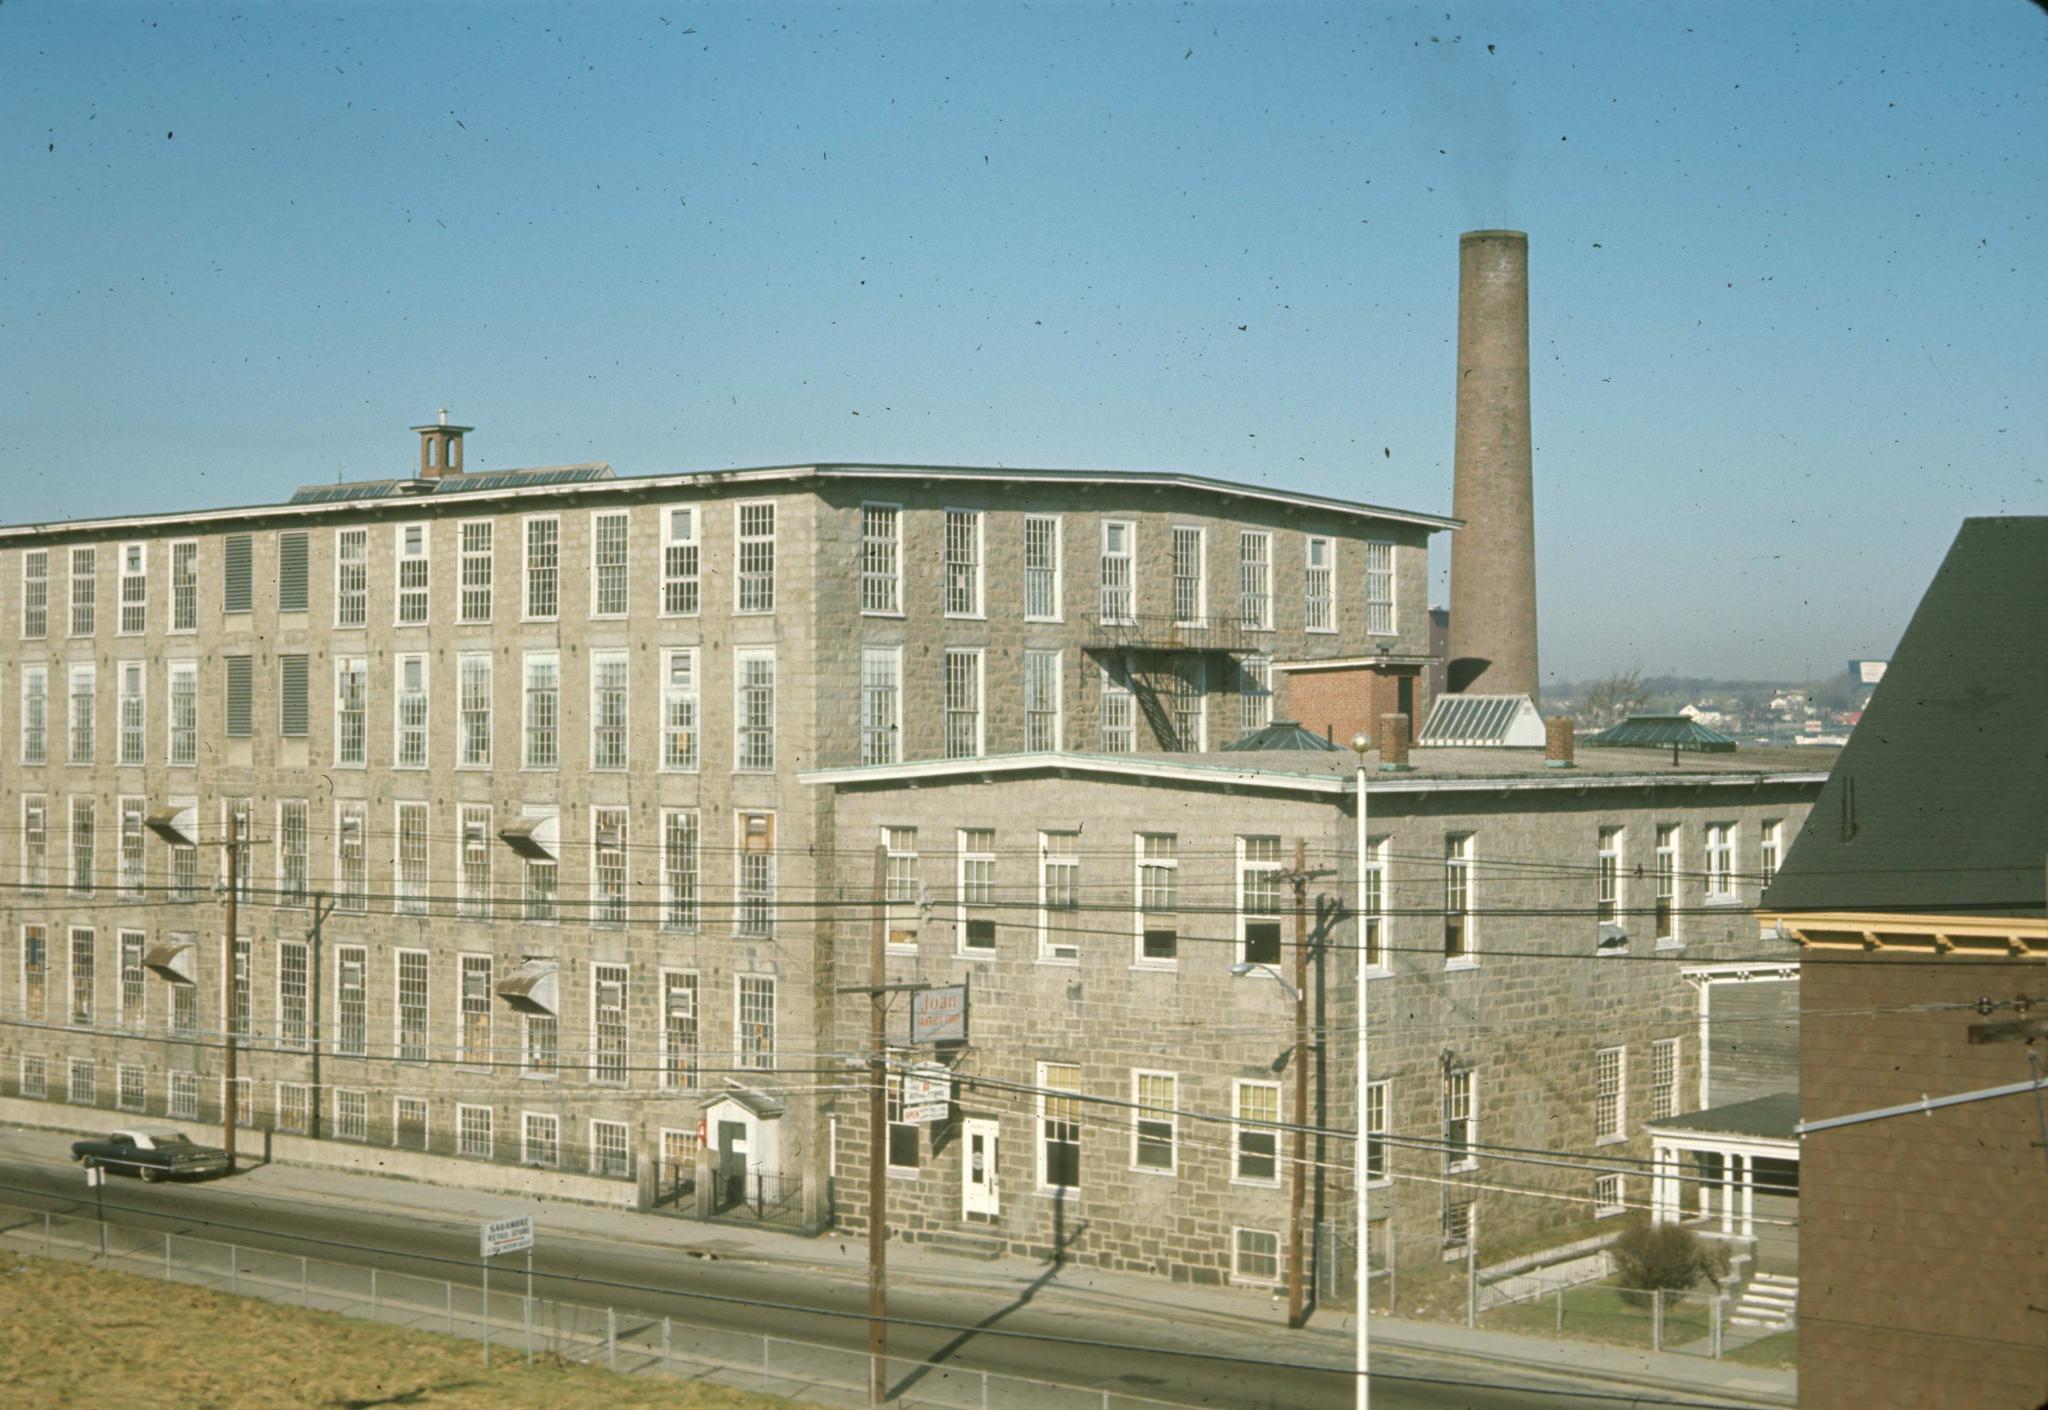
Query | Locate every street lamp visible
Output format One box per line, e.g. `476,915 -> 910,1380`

1349,729 -> 1373,1410
1228,961 -> 1300,1000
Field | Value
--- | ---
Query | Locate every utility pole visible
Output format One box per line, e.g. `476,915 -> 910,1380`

222,811 -> 240,1169
866,842 -> 888,1406
1282,841 -> 1334,1330
307,892 -> 329,1142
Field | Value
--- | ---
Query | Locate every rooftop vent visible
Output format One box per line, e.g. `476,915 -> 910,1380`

1416,693 -> 1546,748
411,408 -> 472,480
1584,716 -> 1737,754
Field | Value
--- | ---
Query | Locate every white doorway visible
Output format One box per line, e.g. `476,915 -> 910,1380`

962,1118 -> 1000,1219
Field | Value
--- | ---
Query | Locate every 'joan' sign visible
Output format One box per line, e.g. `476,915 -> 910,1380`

908,984 -> 968,1045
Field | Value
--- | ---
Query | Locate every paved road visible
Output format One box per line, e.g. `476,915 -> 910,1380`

0,1152 -> 1696,1410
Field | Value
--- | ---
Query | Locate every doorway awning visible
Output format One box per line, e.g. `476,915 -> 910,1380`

142,940 -> 197,986
496,960 -> 559,1015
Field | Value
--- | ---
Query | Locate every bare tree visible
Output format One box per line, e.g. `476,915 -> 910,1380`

1583,668 -> 1649,728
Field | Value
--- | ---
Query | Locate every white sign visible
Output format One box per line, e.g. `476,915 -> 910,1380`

903,1065 -> 951,1124
86,1165 -> 104,1188
480,1214 -> 534,1258
909,985 -> 969,1045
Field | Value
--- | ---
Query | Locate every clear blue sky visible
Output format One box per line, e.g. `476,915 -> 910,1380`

3,1 -> 2041,683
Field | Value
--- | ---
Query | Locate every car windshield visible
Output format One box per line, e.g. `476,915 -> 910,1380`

149,1134 -> 193,1147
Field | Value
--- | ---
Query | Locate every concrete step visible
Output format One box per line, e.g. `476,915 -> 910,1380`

920,1228 -> 1008,1262
1731,1314 -> 1794,1329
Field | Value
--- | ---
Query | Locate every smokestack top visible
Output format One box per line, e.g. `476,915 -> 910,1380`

1460,229 -> 1528,243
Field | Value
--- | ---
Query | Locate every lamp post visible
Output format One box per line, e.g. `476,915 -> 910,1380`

1350,730 -> 1374,1410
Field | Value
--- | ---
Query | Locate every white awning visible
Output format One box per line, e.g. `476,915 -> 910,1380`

496,960 -> 559,1015
142,940 -> 197,986
498,813 -> 559,861
144,803 -> 201,848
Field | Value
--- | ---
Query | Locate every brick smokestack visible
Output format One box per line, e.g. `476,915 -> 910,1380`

1446,230 -> 1539,700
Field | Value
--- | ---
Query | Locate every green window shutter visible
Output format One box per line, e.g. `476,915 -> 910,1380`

225,656 -> 253,737
278,655 -> 309,737
223,535 -> 253,614
278,532 -> 309,612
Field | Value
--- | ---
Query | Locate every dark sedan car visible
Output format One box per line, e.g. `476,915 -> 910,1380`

70,1129 -> 232,1181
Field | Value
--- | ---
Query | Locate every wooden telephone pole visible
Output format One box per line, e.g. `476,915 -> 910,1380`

222,811 -> 241,1169
1283,840 -> 1334,1329
866,843 -> 888,1404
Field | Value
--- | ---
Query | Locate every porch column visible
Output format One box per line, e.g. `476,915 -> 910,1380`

1650,1143 -> 1672,1224
1719,1150 -> 1736,1236
1740,1153 -> 1756,1239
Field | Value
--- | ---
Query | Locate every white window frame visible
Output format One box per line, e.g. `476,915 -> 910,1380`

170,539 -> 199,634
660,970 -> 698,1088
117,797 -> 146,899
457,651 -> 492,769
116,660 -> 145,766
1037,831 -> 1080,963
589,649 -> 629,771
737,974 -> 776,1070
1023,648 -> 1061,752
1238,529 -> 1272,631
70,545 -> 97,637
117,542 -> 147,636
21,548 -> 49,639
1170,525 -> 1206,628
1099,662 -> 1135,752
734,648 -> 776,772
662,648 -> 699,772
861,502 -> 902,616
883,826 -> 920,952
394,522 -> 430,626
458,804 -> 493,920
1364,540 -> 1395,636
334,528 -> 368,629
942,648 -> 983,759
1232,1228 -> 1282,1287
1361,835 -> 1390,974
1036,1060 -> 1082,1191
277,938 -> 309,1049
332,656 -> 365,768
591,964 -> 628,1084
1130,1070 -> 1178,1175
395,803 -> 430,916
522,1111 -> 560,1167
395,947 -> 430,1063
457,519 -> 493,624
1364,1079 -> 1391,1185
1760,820 -> 1782,885
1304,534 -> 1336,633
589,508 -> 630,618
456,1102 -> 494,1159
523,652 -> 560,770
943,508 -> 984,618
661,506 -> 699,616
20,663 -> 48,766
1597,826 -> 1623,926
734,500 -> 776,614
1654,824 -> 1679,947
1595,1172 -> 1625,1218
1233,1080 -> 1281,1187
660,808 -> 700,931
1705,822 -> 1737,901
335,805 -> 368,915
68,662 -> 95,766
394,1096 -> 429,1151
334,946 -> 368,1056
590,1118 -> 632,1178
1444,833 -> 1476,967
523,514 -> 561,622
1098,520 -> 1134,625
957,828 -> 997,956
1651,1038 -> 1680,1120
859,645 -> 901,766
1023,513 -> 1062,622
393,653 -> 428,769
277,798 -> 310,907
591,808 -> 628,926
1444,1068 -> 1477,1173
1595,1046 -> 1626,1144
1236,836 -> 1283,966
1134,833 -> 1179,967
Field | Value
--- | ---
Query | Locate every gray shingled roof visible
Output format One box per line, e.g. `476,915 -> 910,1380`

1765,517 -> 2048,920
1647,1092 -> 1799,1142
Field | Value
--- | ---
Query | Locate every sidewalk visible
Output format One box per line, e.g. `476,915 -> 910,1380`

5,1123 -> 1795,1407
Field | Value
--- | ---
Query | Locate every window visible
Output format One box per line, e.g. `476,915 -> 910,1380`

1099,663 -> 1135,752
22,796 -> 48,895
1038,1061 -> 1081,1189
1167,654 -> 1204,751
277,531 -> 309,613
335,528 -> 367,627
334,657 -> 366,766
943,649 -> 982,759
1234,1229 -> 1281,1285
1706,823 -> 1736,899
396,949 -> 429,1063
23,549 -> 49,638
738,975 -> 776,1070
1170,526 -> 1205,626
1304,535 -> 1335,631
22,924 -> 49,1023
523,1112 -> 560,1167
590,651 -> 628,770
662,973 -> 698,1088
523,653 -> 559,769
118,1064 -> 147,1113
395,523 -> 430,625
223,655 -> 252,739
222,534 -> 253,614
662,649 -> 698,770
591,964 -> 628,1084
21,1056 -> 47,1101
591,809 -> 628,925
1653,824 -> 1678,945
230,934 -> 251,1038
590,510 -> 629,616
736,502 -> 775,612
1444,1069 -> 1476,1172
168,935 -> 197,1035
334,1089 -> 368,1142
521,808 -> 559,923
591,1119 -> 631,1177
1238,530 -> 1271,630
1235,1081 -> 1280,1183
20,665 -> 47,764
171,540 -> 199,632
118,932 -> 145,1031
278,941 -> 309,1049
278,799 -> 308,905
661,810 -> 699,930
1444,834 -> 1474,962
1133,1071 -> 1177,1172
336,804 -> 367,913
163,659 -> 196,766
1760,820 -> 1782,885
943,509 -> 982,616
396,802 -> 429,915
524,516 -> 560,619
735,649 -> 776,771
1039,831 -> 1080,961
662,507 -> 699,615
1099,520 -> 1134,624
1597,827 -> 1622,924
1651,1039 -> 1679,1120
861,503 -> 901,614
1361,836 -> 1388,970
1444,1199 -> 1475,1253
524,1012 -> 558,1077
1238,655 -> 1272,733
280,1083 -> 311,1133
887,1067 -> 923,1170
959,829 -> 997,952
278,654 -> 309,738
859,646 -> 900,766
69,927 -> 95,1026
458,520 -> 493,623
738,814 -> 775,936
394,654 -> 428,767
395,1097 -> 428,1151
70,1058 -> 98,1107
69,798 -> 95,895
1136,833 -> 1179,963
884,827 -> 921,949
1238,836 -> 1283,965
459,804 -> 493,920
456,653 -> 491,767
69,663 -> 95,763
170,1071 -> 200,1121
337,949 -> 368,1057
1023,649 -> 1061,751
70,546 -> 97,636
457,1104 -> 493,1158
1365,1080 -> 1390,1182
1595,1172 -> 1624,1218
1024,514 -> 1061,620
165,799 -> 197,903
1595,1047 -> 1626,1143
1364,541 -> 1395,635
118,799 -> 145,898
118,543 -> 147,634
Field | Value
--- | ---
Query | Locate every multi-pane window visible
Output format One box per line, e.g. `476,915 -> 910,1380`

662,973 -> 698,1088
943,649 -> 983,759
1443,1069 -> 1477,1171
278,799 -> 309,905
662,507 -> 699,615
1361,836 -> 1388,970
1133,1071 -> 1177,1171
859,646 -> 900,766
591,964 -> 628,1083
1760,820 -> 1782,885
168,937 -> 197,1035
861,504 -> 901,614
1239,836 -> 1283,965
170,1071 -> 201,1120
738,975 -> 776,1070
396,949 -> 429,1062
334,657 -> 367,766
459,954 -> 493,1066
959,829 -> 996,952
336,946 -> 367,1057
459,804 -> 493,920
591,510 -> 630,616
69,798 -> 95,895
1171,526 -> 1205,626
661,810 -> 699,930
523,1112 -> 560,1167
22,1055 -> 47,1101
1651,1039 -> 1680,1119
662,649 -> 698,770
590,651 -> 629,770
884,827 -> 920,948
23,549 -> 50,638
943,509 -> 982,616
278,941 -> 309,1049
118,543 -> 147,635
20,665 -> 47,764
458,653 -> 491,767
1024,649 -> 1061,751
1099,520 -> 1134,624
1706,823 -> 1736,898
334,1088 -> 368,1141
336,804 -> 368,913
1234,1229 -> 1281,1285
69,663 -> 95,764
735,649 -> 776,771
1039,831 -> 1080,961
22,924 -> 49,1023
1024,514 -> 1061,620
223,655 -> 253,739
1304,535 -> 1335,631
396,802 -> 430,915
165,798 -> 197,902
1136,833 -> 1179,963
887,1068 -> 922,1170
168,661 -> 198,765
1167,655 -> 1204,751
1235,1081 -> 1280,1183
335,528 -> 368,627
1595,1172 -> 1624,1217
112,664 -> 143,762
118,932 -> 145,1031
1595,1047 -> 1626,1143
1364,541 -> 1395,635
1238,530 -> 1272,630
737,816 -> 775,937
524,517 -> 560,619
395,1097 -> 428,1150
119,1064 -> 147,1112
1365,1080 -> 1390,1181
70,1058 -> 98,1107
1099,663 -> 1135,752
171,540 -> 199,631
591,809 -> 628,926
521,809 -> 559,923
69,927 -> 95,1026
70,546 -> 97,636
1654,824 -> 1678,944
276,1083 -> 309,1134
395,523 -> 430,625
1597,827 -> 1623,923
1038,1061 -> 1081,1189
524,1012 -> 558,1077
230,935 -> 251,1038
736,502 -> 775,613
523,653 -> 559,769
458,520 -> 493,623
1444,834 -> 1475,961
1444,1199 -> 1475,1252
395,654 -> 428,767
457,1104 -> 493,1158
23,796 -> 49,894
591,1119 -> 631,1177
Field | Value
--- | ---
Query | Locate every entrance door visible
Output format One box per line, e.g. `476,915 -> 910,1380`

717,1120 -> 749,1211
962,1119 -> 1000,1218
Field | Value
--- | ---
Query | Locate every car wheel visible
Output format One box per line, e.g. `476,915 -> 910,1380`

140,1167 -> 162,1183
80,1156 -> 96,1170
